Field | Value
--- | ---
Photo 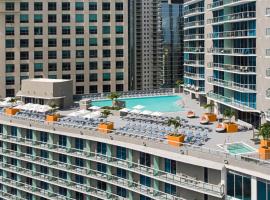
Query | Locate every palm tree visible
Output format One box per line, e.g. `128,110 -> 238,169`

175,80 -> 184,92
203,102 -> 215,114
259,122 -> 270,140
101,109 -> 112,122
223,109 -> 235,123
167,118 -> 181,134
107,92 -> 121,107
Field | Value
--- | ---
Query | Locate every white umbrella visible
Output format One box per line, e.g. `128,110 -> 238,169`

151,112 -> 163,116
141,110 -> 152,115
90,106 -> 100,110
130,109 -> 141,114
67,112 -> 81,117
120,108 -> 130,112
133,105 -> 144,110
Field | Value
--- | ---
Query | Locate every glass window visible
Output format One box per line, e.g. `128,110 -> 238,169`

48,14 -> 57,23
97,142 -> 106,155
76,50 -> 84,58
21,51 -> 29,60
35,39 -> 43,47
115,2 -> 123,10
89,85 -> 98,93
89,38 -> 97,46
89,62 -> 98,70
89,14 -> 97,22
97,163 -> 107,173
20,64 -> 29,72
62,38 -> 70,46
165,159 -> 176,174
103,73 -> 111,81
62,51 -> 70,59
165,183 -> 176,195
116,49 -> 124,57
6,76 -> 14,85
140,152 -> 150,167
34,63 -> 43,72
34,14 -> 43,23
116,146 -> 126,160
6,27 -> 14,35
6,2 -> 14,10
20,27 -> 29,35
89,26 -> 97,34
103,26 -> 110,34
89,73 -> 98,82
116,14 -> 123,22
76,2 -> 84,10
103,61 -> 111,69
76,26 -> 84,34
5,39 -> 14,48
62,2 -> 70,10
34,27 -> 43,35
48,39 -> 56,47
62,14 -> 70,23
89,50 -> 97,58
48,63 -> 57,72
48,2 -> 57,11
20,39 -> 29,48
116,38 -> 124,46
48,51 -> 57,59
34,51 -> 43,59
62,63 -> 70,71
103,38 -> 110,46
62,26 -> 70,35
117,187 -> 126,198
103,14 -> 110,22
76,62 -> 84,70
76,14 -> 84,23
20,2 -> 29,11
89,2 -> 97,10
140,175 -> 151,187
116,72 -> 124,80
5,15 -> 14,23
116,61 -> 124,69
102,2 -> 110,10
76,74 -> 84,82
103,49 -> 110,58
6,52 -> 14,60
20,14 -> 29,23
6,64 -> 14,73
48,26 -> 57,35
58,135 -> 67,147
34,2 -> 43,11
116,26 -> 123,34
103,85 -> 111,92
76,38 -> 84,46
75,138 -> 84,150
76,86 -> 84,94
116,84 -> 124,91
116,168 -> 126,179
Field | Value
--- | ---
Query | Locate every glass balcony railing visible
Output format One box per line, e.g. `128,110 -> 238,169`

208,29 -> 256,39
0,190 -> 23,200
0,136 -> 224,198
266,69 -> 270,77
208,63 -> 256,74
207,91 -> 256,111
184,47 -> 204,53
184,20 -> 204,28
207,76 -> 256,92
184,72 -> 205,79
207,11 -> 256,24
208,0 -> 254,9
184,7 -> 204,16
183,84 -> 205,93
184,34 -> 204,40
184,60 -> 204,66
266,89 -> 270,98
207,47 -> 256,55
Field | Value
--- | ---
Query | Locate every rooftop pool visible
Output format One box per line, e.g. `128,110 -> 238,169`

92,95 -> 183,112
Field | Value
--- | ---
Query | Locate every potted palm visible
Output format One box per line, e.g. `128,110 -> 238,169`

202,102 -> 217,122
98,110 -> 114,133
258,122 -> 270,160
107,92 -> 121,108
5,98 -> 20,115
223,109 -> 238,133
46,103 -> 59,122
166,118 -> 185,147
175,80 -> 184,93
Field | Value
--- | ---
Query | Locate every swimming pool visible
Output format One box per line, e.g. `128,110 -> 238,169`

221,142 -> 256,155
92,95 -> 183,112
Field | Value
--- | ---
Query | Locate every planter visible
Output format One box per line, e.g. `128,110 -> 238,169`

5,108 -> 20,115
260,140 -> 270,148
259,147 -> 270,160
167,134 -> 185,147
98,122 -> 114,133
46,114 -> 58,122
204,113 -> 217,122
224,122 -> 238,133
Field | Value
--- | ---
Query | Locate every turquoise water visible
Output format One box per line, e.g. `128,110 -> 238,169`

227,143 -> 255,155
92,95 -> 183,112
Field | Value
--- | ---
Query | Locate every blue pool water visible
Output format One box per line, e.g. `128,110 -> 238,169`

226,143 -> 256,155
92,95 -> 183,112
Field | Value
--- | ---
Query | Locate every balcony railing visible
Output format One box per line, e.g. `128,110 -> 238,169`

207,76 -> 256,92
184,34 -> 204,40
0,135 -> 224,198
184,60 -> 204,66
184,20 -> 204,28
207,91 -> 256,111
266,89 -> 270,98
266,68 -> 270,77
183,84 -> 205,93
184,72 -> 205,79
207,47 -> 256,55
208,0 -> 254,10
184,47 -> 204,53
207,29 -> 256,39
0,190 -> 22,200
207,11 -> 256,24
184,7 -> 204,16
208,63 -> 256,74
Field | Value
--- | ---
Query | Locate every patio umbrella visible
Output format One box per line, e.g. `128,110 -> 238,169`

151,112 -> 163,116
90,106 -> 100,110
130,109 -> 141,114
141,110 -> 152,115
133,105 -> 144,110
120,108 -> 130,112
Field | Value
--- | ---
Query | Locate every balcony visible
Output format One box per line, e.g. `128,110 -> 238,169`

266,89 -> 270,99
266,68 -> 270,78
183,84 -> 205,94
184,34 -> 204,41
207,29 -> 256,39
207,91 -> 257,112
0,136 -> 224,198
184,7 -> 204,16
208,0 -> 255,10
208,63 -> 256,74
207,47 -> 256,55
207,11 -> 256,24
184,72 -> 205,80
184,60 -> 204,67
184,20 -> 204,29
184,47 -> 204,53
207,76 -> 256,92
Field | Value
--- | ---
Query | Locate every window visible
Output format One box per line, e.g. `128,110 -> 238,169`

58,135 -> 67,147
102,2 -> 110,10
76,2 -> 84,10
6,52 -> 14,60
116,168 -> 126,179
165,183 -> 176,195
266,28 -> 270,36
266,49 -> 270,56
116,14 -> 123,22
62,50 -> 70,59
20,64 -> 29,72
34,51 -> 43,59
5,15 -> 14,23
165,159 -> 176,174
97,181 -> 106,191
34,27 -> 43,35
6,39 -> 14,48
48,27 -> 57,35
76,14 -> 84,23
48,51 -> 57,59
116,72 -> 124,80
76,62 -> 84,70
103,38 -> 110,46
117,187 -> 126,198
76,50 -> 84,58
76,74 -> 84,82
76,86 -> 84,94
89,26 -> 97,34
76,26 -> 84,34
140,175 -> 151,187
103,61 -> 111,69
266,8 -> 270,16
48,63 -> 57,71
21,51 -> 29,60
62,14 -> 70,23
116,84 -> 124,91
89,50 -> 97,58
116,38 -> 124,46
62,26 -> 70,35
20,39 -> 29,48
20,2 -> 29,11
62,63 -> 71,71
34,2 -> 43,11
89,62 -> 98,70
257,180 -> 270,200
97,142 -> 106,155
34,63 -> 43,72
6,76 -> 14,85
103,14 -> 110,22
115,2 -> 123,10
89,14 -> 97,22
6,89 -> 14,97
103,73 -> 111,81
62,38 -> 70,47
62,74 -> 70,79
97,163 -> 107,173
62,2 -> 70,10
6,64 -> 14,73
89,38 -> 97,46
59,154 -> 67,163
103,85 -> 110,92
89,2 -> 97,10
140,152 -> 150,167
103,26 -> 110,34
20,27 -> 29,35
34,14 -> 43,23
20,14 -> 29,23
34,39 -> 43,47
48,14 -> 57,23
116,146 -> 126,160
48,39 -> 56,47
48,2 -> 57,11
89,85 -> 98,93
76,38 -> 84,46
6,3 -> 14,11
6,27 -> 14,35
103,50 -> 110,57
89,74 -> 98,82
116,26 -> 123,34
116,49 -> 124,57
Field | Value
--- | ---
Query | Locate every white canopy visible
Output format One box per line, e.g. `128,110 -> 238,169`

141,110 -> 152,115
130,109 -> 141,114
90,106 -> 100,110
133,105 -> 144,109
83,111 -> 101,119
151,112 -> 163,116
120,108 -> 130,112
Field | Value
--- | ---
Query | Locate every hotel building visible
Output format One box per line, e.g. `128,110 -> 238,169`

0,0 -> 129,97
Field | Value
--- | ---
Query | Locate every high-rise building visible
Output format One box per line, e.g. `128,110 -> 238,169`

0,0 -> 129,97
183,0 -> 270,127
128,0 -> 163,90
183,0 -> 206,103
160,0 -> 184,88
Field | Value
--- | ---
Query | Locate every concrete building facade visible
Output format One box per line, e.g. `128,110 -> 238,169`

0,0 -> 129,97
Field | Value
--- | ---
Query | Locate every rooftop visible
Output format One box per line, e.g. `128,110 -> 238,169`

26,78 -> 71,83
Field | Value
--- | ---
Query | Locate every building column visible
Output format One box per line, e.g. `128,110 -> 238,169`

153,156 -> 160,196
128,149 -> 133,168
251,176 -> 257,200
128,171 -> 133,200
48,133 -> 54,149
66,136 -> 72,153
220,166 -> 227,196
32,130 -> 38,145
106,144 -> 112,198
